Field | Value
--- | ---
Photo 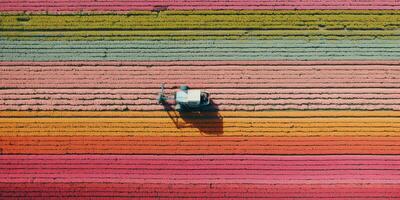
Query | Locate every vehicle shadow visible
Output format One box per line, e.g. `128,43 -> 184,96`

160,100 -> 223,136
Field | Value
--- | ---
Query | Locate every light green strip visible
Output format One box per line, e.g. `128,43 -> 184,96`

1,40 -> 399,61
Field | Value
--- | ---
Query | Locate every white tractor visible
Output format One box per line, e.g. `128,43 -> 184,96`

157,83 -> 210,111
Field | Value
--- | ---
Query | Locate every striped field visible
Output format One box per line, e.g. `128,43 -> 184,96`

1,0 -> 400,198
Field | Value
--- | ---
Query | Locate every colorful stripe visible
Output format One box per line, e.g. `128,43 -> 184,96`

1,155 -> 400,183
2,0 -> 400,13
2,40 -> 400,61
2,183 -> 400,199
1,155 -> 400,198
2,11 -> 400,41
2,11 -> 400,30
2,61 -> 400,110
1,111 -> 399,154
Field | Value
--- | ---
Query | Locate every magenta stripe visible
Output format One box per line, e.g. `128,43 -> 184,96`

2,155 -> 399,160
1,183 -> 400,198
2,155 -> 400,163
3,164 -> 400,170
1,155 -> 400,184
2,178 -> 400,184
1,0 -> 400,12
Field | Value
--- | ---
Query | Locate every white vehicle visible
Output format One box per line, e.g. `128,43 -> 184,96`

157,83 -> 210,111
